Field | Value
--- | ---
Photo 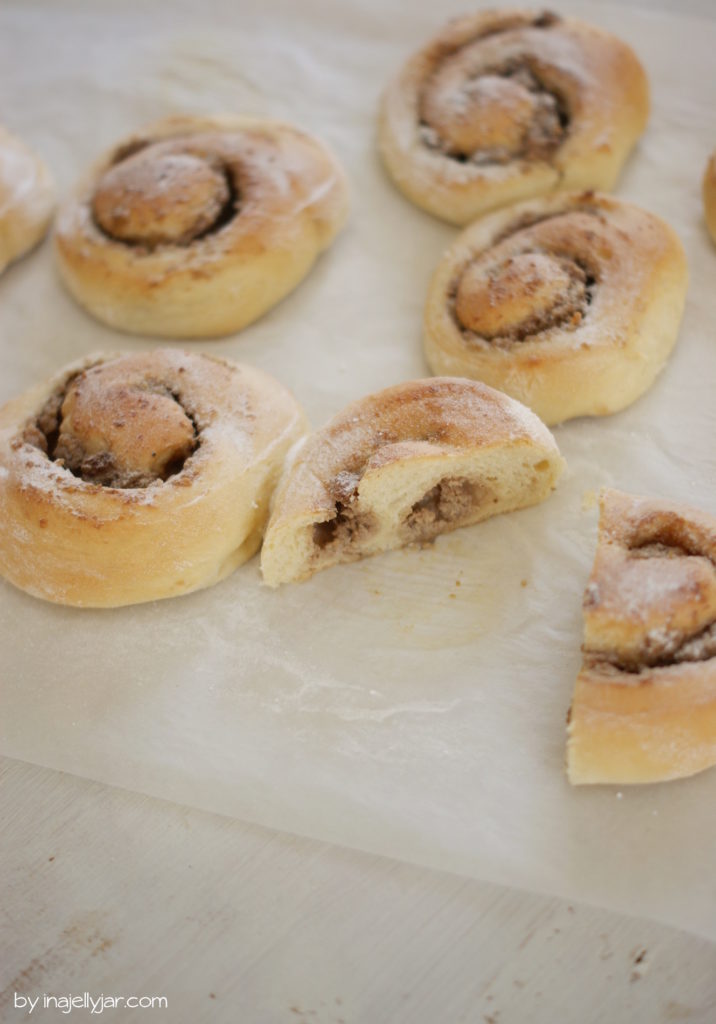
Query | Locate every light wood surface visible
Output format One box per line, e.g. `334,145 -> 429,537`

2,756 -> 716,1023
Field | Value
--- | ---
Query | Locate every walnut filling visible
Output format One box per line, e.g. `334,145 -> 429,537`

311,467 -> 377,553
403,477 -> 488,540
310,471 -> 490,555
310,475 -> 488,554
23,372 -> 198,489
312,502 -> 376,551
628,526 -> 706,560
451,251 -> 596,347
587,621 -> 716,675
629,541 -> 692,560
419,42 -> 569,166
587,539 -> 716,674
92,139 -> 239,250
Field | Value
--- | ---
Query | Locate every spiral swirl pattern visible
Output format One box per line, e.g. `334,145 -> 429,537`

379,10 -> 649,224
55,115 -> 350,338
424,192 -> 688,425
0,350 -> 308,606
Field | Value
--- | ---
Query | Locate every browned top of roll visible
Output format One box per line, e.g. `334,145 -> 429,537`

53,115 -> 350,338
379,8 -> 649,223
431,191 -> 685,353
23,355 -> 200,489
0,349 -> 308,606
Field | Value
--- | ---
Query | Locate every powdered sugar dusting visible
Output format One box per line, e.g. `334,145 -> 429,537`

0,350 -> 307,604
0,125 -> 55,270
381,10 -> 647,211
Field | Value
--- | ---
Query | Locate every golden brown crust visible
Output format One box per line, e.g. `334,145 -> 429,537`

0,350 -> 308,607
0,125 -> 55,274
567,490 -> 716,785
54,115 -> 350,338
378,9 -> 649,224
702,151 -> 716,245
261,377 -> 564,586
424,191 -> 688,425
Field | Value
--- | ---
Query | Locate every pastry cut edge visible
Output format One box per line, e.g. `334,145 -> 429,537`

260,377 -> 564,587
567,489 -> 716,785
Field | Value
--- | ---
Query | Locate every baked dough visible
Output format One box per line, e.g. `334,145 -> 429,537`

54,115 -> 350,338
567,489 -> 716,785
424,191 -> 688,425
261,377 -> 564,586
703,151 -> 716,244
378,9 -> 649,224
0,350 -> 307,607
0,125 -> 55,274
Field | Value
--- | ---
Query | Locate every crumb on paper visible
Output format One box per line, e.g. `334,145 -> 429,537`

582,489 -> 597,511
630,948 -> 649,982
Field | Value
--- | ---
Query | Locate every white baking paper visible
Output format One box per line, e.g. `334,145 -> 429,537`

2,0 -> 716,939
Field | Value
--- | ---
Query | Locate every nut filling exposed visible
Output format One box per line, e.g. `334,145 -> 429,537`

92,139 -> 240,250
588,621 -> 716,675
404,477 -> 488,539
451,251 -> 596,347
311,475 -> 488,551
312,502 -> 376,551
419,37 -> 569,166
588,538 -> 716,674
23,371 -> 199,489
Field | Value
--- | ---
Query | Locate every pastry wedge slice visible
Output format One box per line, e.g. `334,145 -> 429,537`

567,489 -> 716,785
261,377 -> 564,586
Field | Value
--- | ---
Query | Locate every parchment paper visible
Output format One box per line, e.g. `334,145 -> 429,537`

3,0 -> 716,940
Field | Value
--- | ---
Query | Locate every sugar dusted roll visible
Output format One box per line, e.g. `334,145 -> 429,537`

424,192 -> 688,425
568,490 -> 716,785
378,9 -> 649,224
0,350 -> 308,607
261,377 -> 564,586
54,115 -> 350,338
0,125 -> 55,274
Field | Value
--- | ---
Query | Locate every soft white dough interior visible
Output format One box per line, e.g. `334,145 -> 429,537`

267,443 -> 560,585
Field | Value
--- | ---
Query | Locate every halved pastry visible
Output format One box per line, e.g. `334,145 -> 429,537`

261,377 -> 564,586
567,489 -> 716,785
